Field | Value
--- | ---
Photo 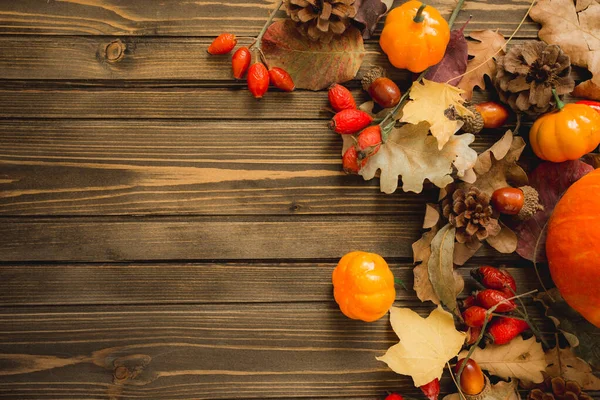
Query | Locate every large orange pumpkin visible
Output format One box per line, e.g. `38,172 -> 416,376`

546,168 -> 600,327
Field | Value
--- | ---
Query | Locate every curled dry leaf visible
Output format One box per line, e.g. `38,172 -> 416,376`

413,207 -> 464,305
459,336 -> 547,384
425,27 -> 469,86
536,289 -> 600,371
457,30 -> 507,100
513,160 -> 594,262
486,221 -> 518,254
377,305 -> 466,387
545,346 -> 600,390
400,80 -> 473,150
261,20 -> 365,90
353,0 -> 393,39
359,121 -> 478,194
427,224 -> 461,314
530,0 -> 600,100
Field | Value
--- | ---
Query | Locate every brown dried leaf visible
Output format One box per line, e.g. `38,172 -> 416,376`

453,240 -> 483,266
486,221 -> 518,254
546,347 -> 600,390
457,30 -> 507,100
428,224 -> 460,314
423,203 -> 441,229
530,0 -> 600,100
461,130 -> 528,197
261,20 -> 365,90
353,0 -> 393,39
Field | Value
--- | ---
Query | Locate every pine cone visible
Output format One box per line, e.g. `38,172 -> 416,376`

528,377 -> 593,400
495,41 -> 574,116
284,0 -> 357,43
442,186 -> 501,244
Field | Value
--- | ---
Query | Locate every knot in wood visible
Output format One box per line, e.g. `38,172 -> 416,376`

105,40 -> 125,62
113,365 -> 129,380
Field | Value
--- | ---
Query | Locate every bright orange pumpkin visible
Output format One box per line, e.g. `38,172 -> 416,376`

546,168 -> 600,327
379,1 -> 450,73
529,91 -> 600,162
332,251 -> 396,322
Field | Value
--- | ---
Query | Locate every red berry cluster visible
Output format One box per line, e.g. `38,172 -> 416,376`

207,33 -> 295,99
461,266 -> 529,345
327,84 -> 380,173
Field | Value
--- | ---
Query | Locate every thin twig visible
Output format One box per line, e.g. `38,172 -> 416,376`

448,362 -> 467,400
252,0 -> 284,50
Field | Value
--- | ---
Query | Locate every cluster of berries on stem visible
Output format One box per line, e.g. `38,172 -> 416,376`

207,0 -> 294,99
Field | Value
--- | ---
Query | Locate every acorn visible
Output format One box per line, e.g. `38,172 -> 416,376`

361,66 -> 401,109
491,185 -> 544,220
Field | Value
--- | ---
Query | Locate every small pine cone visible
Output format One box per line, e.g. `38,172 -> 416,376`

284,0 -> 357,43
517,185 -> 544,220
528,377 -> 592,400
458,104 -> 484,134
494,41 -> 574,116
442,186 -> 501,244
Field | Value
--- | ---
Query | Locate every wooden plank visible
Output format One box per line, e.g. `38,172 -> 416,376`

0,262 -> 536,306
0,120 -> 530,216
0,86 -> 575,120
0,215 -> 517,262
0,0 -> 540,38
0,303 -> 552,399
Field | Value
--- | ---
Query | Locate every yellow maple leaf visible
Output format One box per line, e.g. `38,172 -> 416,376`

377,305 -> 466,387
401,80 -> 473,150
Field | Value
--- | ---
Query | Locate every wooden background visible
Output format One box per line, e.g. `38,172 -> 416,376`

0,0 -> 592,399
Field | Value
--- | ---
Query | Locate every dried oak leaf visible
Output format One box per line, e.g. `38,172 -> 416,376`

353,0 -> 393,39
513,160 -> 594,262
443,379 -> 520,400
458,336 -> 546,384
546,346 -> 600,390
359,121 -> 478,194
457,30 -> 507,101
261,20 -> 365,90
530,0 -> 600,100
400,80 -> 473,150
536,289 -> 600,372
377,305 -> 466,387
425,27 -> 469,86
413,207 -> 464,306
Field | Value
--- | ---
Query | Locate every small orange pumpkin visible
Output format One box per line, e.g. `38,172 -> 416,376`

332,251 -> 395,322
529,90 -> 600,162
379,1 -> 450,73
547,168 -> 600,327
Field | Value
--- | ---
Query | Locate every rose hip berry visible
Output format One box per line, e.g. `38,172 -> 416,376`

462,306 -> 489,328
232,47 -> 251,79
269,67 -> 295,92
328,84 -> 356,112
329,109 -> 374,135
471,266 -> 517,293
207,33 -> 237,55
486,316 -> 529,345
476,289 -> 516,313
247,62 -> 269,99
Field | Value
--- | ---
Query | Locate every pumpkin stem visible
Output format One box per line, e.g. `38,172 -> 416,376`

552,88 -> 565,111
413,3 -> 427,23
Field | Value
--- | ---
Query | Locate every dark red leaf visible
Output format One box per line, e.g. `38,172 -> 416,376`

420,378 -> 440,400
513,160 -> 594,262
352,0 -> 393,39
425,29 -> 468,86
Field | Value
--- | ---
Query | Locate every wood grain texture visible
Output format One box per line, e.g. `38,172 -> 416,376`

0,262 -> 537,306
0,120 -> 528,216
0,215 -> 520,262
0,303 -> 553,400
0,0 -> 540,37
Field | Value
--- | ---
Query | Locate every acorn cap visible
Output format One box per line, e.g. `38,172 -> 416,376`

463,375 -> 491,400
458,104 -> 485,134
517,185 -> 544,220
361,66 -> 387,91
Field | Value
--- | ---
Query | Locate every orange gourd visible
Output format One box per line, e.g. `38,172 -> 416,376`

332,251 -> 396,322
379,1 -> 450,73
547,168 -> 600,327
529,90 -> 600,162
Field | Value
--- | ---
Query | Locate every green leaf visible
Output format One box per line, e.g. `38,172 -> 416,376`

261,20 -> 365,91
427,223 -> 459,314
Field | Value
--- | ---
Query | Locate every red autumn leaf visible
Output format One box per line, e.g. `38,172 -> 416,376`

261,20 -> 365,91
425,27 -> 468,86
420,378 -> 440,400
513,160 -> 594,262
353,0 -> 393,39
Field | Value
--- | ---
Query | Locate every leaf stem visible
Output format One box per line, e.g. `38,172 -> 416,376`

252,0 -> 284,50
377,0 -> 467,141
447,362 -> 467,400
